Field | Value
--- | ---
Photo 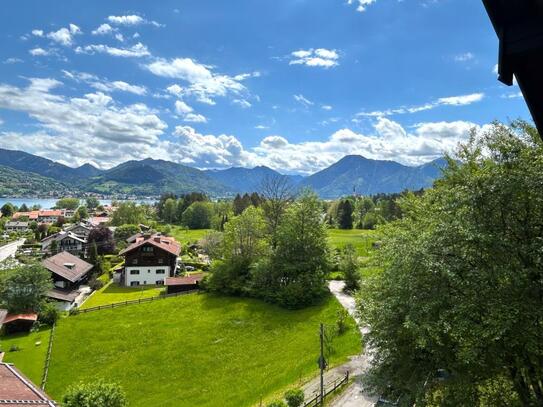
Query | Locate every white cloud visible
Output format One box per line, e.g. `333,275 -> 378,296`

31,29 -> 44,37
232,99 -> 251,108
454,52 -> 475,62
348,0 -> 377,12
184,113 -> 207,123
0,78 -> 166,167
166,84 -> 183,96
47,24 -> 81,46
289,48 -> 339,68
62,70 -> 147,95
145,57 -> 253,104
115,33 -> 125,42
175,100 -> 193,114
92,24 -> 114,35
357,92 -> 485,117
29,48 -> 50,56
501,91 -> 523,99
321,105 -> 333,110
294,94 -> 314,107
255,125 -> 269,130
3,58 -> 23,64
75,43 -> 150,58
107,15 -> 144,25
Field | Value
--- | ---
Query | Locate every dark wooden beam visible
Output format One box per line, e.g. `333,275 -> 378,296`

482,0 -> 543,136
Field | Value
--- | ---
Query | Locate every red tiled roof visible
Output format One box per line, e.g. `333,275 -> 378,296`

120,234 -> 181,257
165,273 -> 204,286
39,210 -> 62,217
0,363 -> 56,405
2,313 -> 38,324
12,211 -> 39,220
42,252 -> 93,283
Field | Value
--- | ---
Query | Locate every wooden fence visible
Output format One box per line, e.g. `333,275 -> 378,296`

303,372 -> 350,407
74,289 -> 200,314
41,323 -> 56,390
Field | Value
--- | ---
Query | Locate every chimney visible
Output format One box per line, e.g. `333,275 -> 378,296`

154,236 -> 162,243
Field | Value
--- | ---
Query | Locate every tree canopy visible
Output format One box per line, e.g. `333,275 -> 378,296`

358,122 -> 543,406
0,264 -> 52,313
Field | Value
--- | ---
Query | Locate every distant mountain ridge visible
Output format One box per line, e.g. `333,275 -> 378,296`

0,148 -> 448,198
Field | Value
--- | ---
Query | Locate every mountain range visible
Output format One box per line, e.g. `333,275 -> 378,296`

0,148 -> 447,198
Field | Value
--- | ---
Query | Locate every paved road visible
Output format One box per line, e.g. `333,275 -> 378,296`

0,239 -> 25,262
327,281 -> 378,407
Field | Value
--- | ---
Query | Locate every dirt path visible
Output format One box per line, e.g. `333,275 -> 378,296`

326,281 -> 377,407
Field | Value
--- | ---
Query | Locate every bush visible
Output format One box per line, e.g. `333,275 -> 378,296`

63,380 -> 127,407
284,388 -> 304,407
9,344 -> 20,352
69,307 -> 79,316
89,278 -> 104,291
39,302 -> 60,325
267,401 -> 287,407
336,308 -> 350,335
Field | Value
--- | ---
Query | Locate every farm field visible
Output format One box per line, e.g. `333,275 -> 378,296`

79,282 -> 165,309
0,327 -> 51,384
327,228 -> 378,256
46,293 -> 361,407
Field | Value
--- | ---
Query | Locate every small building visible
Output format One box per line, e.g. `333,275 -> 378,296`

0,362 -> 56,406
4,221 -> 29,233
64,223 -> 92,239
42,252 -> 93,310
41,231 -> 87,256
37,210 -> 63,224
165,273 -> 204,294
87,216 -> 110,227
12,211 -> 39,221
0,312 -> 38,334
120,233 -> 181,287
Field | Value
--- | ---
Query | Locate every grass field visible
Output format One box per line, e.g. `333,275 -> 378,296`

169,226 -> 211,245
0,327 -> 51,384
47,294 -> 361,406
79,282 -> 165,309
327,228 -> 378,257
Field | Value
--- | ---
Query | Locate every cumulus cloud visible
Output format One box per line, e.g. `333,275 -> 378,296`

357,92 -> 485,117
75,43 -> 150,58
29,48 -> 50,56
175,100 -> 193,114
145,57 -> 253,105
454,52 -> 475,62
107,15 -> 162,27
166,84 -> 183,96
46,24 -> 81,46
92,23 -> 114,35
31,29 -> 44,37
348,0 -> 377,12
62,70 -> 147,95
289,48 -> 339,68
0,78 -> 166,167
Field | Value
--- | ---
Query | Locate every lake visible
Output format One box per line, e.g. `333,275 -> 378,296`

0,198 -> 155,209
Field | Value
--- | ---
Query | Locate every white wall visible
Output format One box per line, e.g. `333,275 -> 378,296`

125,265 -> 170,286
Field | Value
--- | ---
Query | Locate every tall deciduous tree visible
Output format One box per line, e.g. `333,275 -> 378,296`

85,197 -> 100,210
111,202 -> 145,226
88,226 -> 115,255
260,175 -> 293,249
0,264 -> 52,313
337,199 -> 354,229
358,122 -> 543,406
1,202 -> 15,217
55,197 -> 80,210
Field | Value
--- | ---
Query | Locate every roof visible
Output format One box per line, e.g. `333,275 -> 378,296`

120,234 -> 181,257
38,210 -> 62,217
165,273 -> 204,286
42,231 -> 86,244
2,313 -> 38,324
65,223 -> 91,232
0,363 -> 56,406
47,288 -> 79,302
42,252 -> 93,283
12,211 -> 38,220
88,216 -> 109,226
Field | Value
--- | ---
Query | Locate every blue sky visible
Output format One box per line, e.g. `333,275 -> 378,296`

0,0 -> 531,174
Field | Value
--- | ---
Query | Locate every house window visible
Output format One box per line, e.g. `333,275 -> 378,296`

156,280 -> 164,285
158,258 -> 163,264
132,259 -> 138,265
142,246 -> 154,252
156,269 -> 165,274
130,281 -> 140,286
130,270 -> 140,275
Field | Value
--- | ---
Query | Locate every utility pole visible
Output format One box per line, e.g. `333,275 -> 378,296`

320,323 -> 324,406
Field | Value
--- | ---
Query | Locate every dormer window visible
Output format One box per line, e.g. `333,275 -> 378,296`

142,246 -> 154,253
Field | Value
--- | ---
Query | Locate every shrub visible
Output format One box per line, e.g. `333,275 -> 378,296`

267,401 -> 287,407
9,344 -> 20,352
336,308 -> 350,335
284,388 -> 304,407
62,380 -> 127,407
39,302 -> 60,325
89,278 -> 104,291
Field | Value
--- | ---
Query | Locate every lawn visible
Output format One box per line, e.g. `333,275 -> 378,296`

0,327 -> 51,384
79,282 -> 165,309
46,294 -> 361,406
168,226 -> 211,245
327,228 -> 378,257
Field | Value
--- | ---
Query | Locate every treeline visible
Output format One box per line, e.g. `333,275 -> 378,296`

325,190 -> 424,230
